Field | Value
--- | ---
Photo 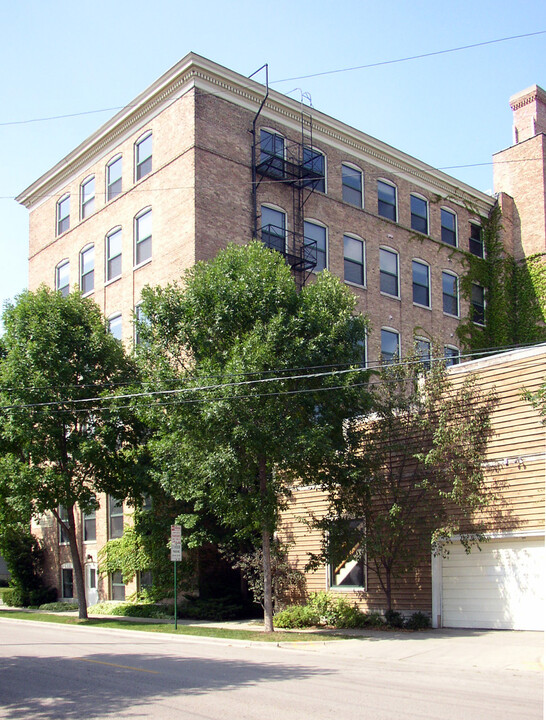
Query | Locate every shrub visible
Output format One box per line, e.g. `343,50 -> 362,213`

39,602 -> 79,612
363,611 -> 385,628
87,602 -> 171,619
178,596 -> 245,621
2,586 -> 56,607
404,611 -> 431,630
273,605 -> 319,629
385,609 -> 405,629
305,592 -> 368,628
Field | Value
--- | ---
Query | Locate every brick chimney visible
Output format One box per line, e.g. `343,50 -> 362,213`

510,85 -> 546,144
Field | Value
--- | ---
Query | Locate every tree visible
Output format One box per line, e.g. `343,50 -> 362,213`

0,287 -> 146,619
137,242 -> 370,631
307,351 -> 498,610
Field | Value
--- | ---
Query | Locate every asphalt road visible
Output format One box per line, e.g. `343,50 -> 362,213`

0,619 -> 542,720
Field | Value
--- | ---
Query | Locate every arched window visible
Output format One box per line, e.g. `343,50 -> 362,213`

260,204 -> 286,255
106,155 -> 122,201
135,132 -> 152,181
79,244 -> 94,294
379,247 -> 399,297
80,176 -> 95,219
134,208 -> 152,266
304,219 -> 328,272
55,260 -> 70,297
106,227 -> 122,281
56,194 -> 70,235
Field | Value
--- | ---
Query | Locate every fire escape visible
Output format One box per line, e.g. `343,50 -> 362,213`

250,67 -> 323,289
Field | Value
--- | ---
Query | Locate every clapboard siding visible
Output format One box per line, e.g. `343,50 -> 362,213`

279,344 -> 545,615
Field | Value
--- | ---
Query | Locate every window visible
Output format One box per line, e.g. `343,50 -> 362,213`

377,180 -> 396,221
441,208 -> 457,246
412,260 -> 430,307
410,194 -> 428,234
83,506 -> 96,542
471,283 -> 485,325
108,314 -> 122,341
142,495 -> 152,511
343,235 -> 365,286
415,337 -> 431,370
381,328 -> 400,364
304,220 -> 327,272
303,146 -> 325,192
134,305 -> 149,346
469,223 -> 484,258
329,519 -> 366,589
106,227 -> 122,281
139,570 -> 153,591
442,272 -> 459,317
80,176 -> 95,219
135,132 -> 152,180
62,568 -> 74,599
259,129 -> 285,178
109,496 -> 123,539
134,208 -> 152,265
56,194 -> 70,235
444,345 -> 460,366
106,155 -> 122,201
80,245 -> 94,295
59,506 -> 70,544
261,205 -> 286,254
379,248 -> 399,297
55,260 -> 70,297
342,164 -> 363,207
111,571 -> 125,601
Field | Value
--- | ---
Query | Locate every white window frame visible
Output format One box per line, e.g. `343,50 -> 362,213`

55,260 -> 70,297
56,194 -> 70,236
444,345 -> 460,366
379,246 -> 400,299
111,570 -> 125,601
107,313 -> 122,341
105,226 -> 122,282
410,193 -> 429,235
327,518 -> 367,592
304,218 -> 328,272
260,204 -> 287,255
440,207 -> 458,247
343,233 -> 366,288
58,506 -> 70,545
106,154 -> 122,202
80,175 -> 95,220
442,270 -> 459,318
79,243 -> 95,296
134,207 -> 152,267
135,131 -> 152,182
377,178 -> 397,222
83,505 -> 96,543
61,564 -> 74,599
380,327 -> 400,364
108,496 -> 124,539
341,163 -> 363,208
412,258 -> 431,309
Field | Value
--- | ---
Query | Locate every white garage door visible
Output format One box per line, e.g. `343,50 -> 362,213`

442,536 -> 545,630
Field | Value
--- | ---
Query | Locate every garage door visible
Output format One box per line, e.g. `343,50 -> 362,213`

442,536 -> 545,630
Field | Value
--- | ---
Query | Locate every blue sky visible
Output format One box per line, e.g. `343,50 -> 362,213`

1,0 -> 545,322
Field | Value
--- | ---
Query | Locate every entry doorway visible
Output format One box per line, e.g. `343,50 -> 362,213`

86,564 -> 98,606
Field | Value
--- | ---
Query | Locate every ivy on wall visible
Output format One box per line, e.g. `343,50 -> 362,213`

456,203 -> 546,353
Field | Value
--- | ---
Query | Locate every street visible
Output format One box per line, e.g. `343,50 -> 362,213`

0,619 -> 543,720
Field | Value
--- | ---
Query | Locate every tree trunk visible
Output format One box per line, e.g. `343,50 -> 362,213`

259,455 -> 274,633
385,567 -> 392,612
67,504 -> 88,620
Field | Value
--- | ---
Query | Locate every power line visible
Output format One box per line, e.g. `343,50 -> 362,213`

271,30 -> 546,83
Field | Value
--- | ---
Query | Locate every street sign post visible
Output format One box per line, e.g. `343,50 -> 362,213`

171,525 -> 182,629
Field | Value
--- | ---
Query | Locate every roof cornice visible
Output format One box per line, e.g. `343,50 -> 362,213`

17,52 -> 494,216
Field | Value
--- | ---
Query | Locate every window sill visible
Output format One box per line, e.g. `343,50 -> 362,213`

104,275 -> 121,288
329,586 -> 366,593
443,312 -> 460,319
380,291 -> 400,301
413,302 -> 432,311
81,290 -> 94,298
133,258 -> 152,272
344,280 -> 367,290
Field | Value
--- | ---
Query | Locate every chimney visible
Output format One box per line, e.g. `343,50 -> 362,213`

510,85 -> 546,144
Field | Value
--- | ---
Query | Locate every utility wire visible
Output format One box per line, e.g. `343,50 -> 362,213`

271,30 -> 546,83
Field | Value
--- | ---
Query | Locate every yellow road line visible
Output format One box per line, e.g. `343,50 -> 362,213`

78,658 -> 159,674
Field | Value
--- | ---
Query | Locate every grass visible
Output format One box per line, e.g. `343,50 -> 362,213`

0,609 -> 346,643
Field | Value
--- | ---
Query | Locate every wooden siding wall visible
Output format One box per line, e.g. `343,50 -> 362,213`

279,346 -> 545,614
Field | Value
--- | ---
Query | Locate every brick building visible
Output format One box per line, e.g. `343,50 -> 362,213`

16,54 -> 545,607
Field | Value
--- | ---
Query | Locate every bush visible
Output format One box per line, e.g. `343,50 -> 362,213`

274,605 -> 319,629
39,602 -> 79,612
0,578 -> 9,588
2,585 -> 56,607
305,592 -> 368,628
385,609 -> 405,629
363,611 -> 385,628
178,596 -> 245,621
404,611 -> 431,630
87,602 -> 171,619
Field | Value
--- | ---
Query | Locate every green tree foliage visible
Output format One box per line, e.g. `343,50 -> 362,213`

0,287 -> 147,618
307,352 -> 497,610
137,242 -> 370,631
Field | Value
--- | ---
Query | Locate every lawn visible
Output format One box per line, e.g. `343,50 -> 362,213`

0,609 -> 346,643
